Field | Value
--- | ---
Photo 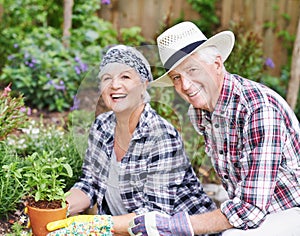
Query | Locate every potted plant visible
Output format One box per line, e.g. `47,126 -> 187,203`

5,150 -> 73,236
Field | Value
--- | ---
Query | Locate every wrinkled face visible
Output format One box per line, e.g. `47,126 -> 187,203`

168,53 -> 223,111
99,63 -> 147,114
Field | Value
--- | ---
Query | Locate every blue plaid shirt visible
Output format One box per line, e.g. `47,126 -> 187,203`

73,103 -> 216,217
189,72 -> 300,230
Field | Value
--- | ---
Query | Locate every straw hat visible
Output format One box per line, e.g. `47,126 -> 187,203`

152,21 -> 235,87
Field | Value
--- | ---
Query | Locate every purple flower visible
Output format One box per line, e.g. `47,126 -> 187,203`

47,80 -> 66,91
74,56 -> 81,63
101,0 -> 110,4
53,80 -> 66,91
20,107 -> 27,113
46,73 -> 51,78
7,55 -> 14,60
70,96 -> 80,111
264,58 -> 275,69
74,66 -> 81,75
47,80 -> 54,85
14,44 -> 19,48
79,62 -> 88,72
27,107 -> 32,116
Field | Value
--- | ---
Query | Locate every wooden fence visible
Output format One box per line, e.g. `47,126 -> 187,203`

98,0 -> 300,76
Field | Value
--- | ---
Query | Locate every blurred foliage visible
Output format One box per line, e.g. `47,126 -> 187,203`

186,0 -> 220,37
225,21 -> 265,81
0,84 -> 29,140
0,142 -> 26,217
0,0 -> 145,111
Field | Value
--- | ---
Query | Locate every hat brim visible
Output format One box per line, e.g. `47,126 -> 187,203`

151,31 -> 235,87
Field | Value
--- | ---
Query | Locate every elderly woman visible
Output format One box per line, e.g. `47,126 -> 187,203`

47,45 -> 217,235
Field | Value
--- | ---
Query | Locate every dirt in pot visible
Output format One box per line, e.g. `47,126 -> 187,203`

26,197 -> 63,209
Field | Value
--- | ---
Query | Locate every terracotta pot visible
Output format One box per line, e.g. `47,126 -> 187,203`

27,204 -> 68,236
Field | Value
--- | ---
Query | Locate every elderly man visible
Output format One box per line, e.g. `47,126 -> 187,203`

129,21 -> 300,236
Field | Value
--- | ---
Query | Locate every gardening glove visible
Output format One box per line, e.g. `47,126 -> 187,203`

128,211 -> 194,236
46,215 -> 114,236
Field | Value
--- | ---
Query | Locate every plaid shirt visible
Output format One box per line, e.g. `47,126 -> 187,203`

189,72 -> 300,230
73,103 -> 216,217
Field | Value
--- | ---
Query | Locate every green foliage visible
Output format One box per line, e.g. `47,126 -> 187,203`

0,0 -> 63,70
225,22 -> 264,81
6,119 -> 83,188
4,151 -> 73,207
186,0 -> 219,36
0,27 -> 86,111
0,84 -> 29,139
0,142 -> 26,218
120,27 -> 146,46
6,222 -> 29,236
0,0 -> 146,112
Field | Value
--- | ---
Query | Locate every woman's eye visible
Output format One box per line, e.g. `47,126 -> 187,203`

121,75 -> 130,80
102,76 -> 112,81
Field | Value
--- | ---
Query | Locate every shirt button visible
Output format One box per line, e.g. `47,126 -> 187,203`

214,123 -> 219,128
224,175 -> 229,179
219,150 -> 224,155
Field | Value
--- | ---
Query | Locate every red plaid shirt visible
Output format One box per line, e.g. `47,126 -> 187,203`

189,72 -> 300,229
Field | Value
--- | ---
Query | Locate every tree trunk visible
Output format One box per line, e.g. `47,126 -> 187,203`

286,16 -> 300,110
63,0 -> 74,48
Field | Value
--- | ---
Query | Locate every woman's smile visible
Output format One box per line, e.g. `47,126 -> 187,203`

111,93 -> 127,101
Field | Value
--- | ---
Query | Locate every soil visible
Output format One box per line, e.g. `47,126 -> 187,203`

26,197 -> 63,209
0,201 -> 27,235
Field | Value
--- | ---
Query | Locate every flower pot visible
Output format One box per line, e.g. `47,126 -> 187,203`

27,204 -> 68,236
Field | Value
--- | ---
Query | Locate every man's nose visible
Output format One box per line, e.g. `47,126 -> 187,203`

181,77 -> 192,90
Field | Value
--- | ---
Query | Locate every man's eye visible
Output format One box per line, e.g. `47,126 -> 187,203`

189,68 -> 197,73
172,75 -> 180,81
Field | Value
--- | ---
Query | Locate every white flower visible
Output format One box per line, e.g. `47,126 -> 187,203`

19,215 -> 27,224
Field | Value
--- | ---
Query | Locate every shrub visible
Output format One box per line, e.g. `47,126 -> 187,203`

6,119 -> 83,190
0,84 -> 30,140
0,142 -> 26,218
0,27 -> 94,111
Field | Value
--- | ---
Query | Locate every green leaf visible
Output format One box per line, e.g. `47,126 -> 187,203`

63,164 -> 73,178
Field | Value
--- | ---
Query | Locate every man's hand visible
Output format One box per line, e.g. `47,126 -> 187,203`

128,211 -> 194,236
46,215 -> 114,236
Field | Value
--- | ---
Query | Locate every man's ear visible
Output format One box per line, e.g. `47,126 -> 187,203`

214,55 -> 223,75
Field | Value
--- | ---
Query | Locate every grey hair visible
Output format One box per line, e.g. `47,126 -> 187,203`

195,46 -> 226,71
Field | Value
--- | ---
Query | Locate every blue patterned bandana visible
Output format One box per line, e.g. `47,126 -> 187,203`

100,45 -> 153,82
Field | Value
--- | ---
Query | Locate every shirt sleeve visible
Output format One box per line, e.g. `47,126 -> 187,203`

221,106 -> 286,229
